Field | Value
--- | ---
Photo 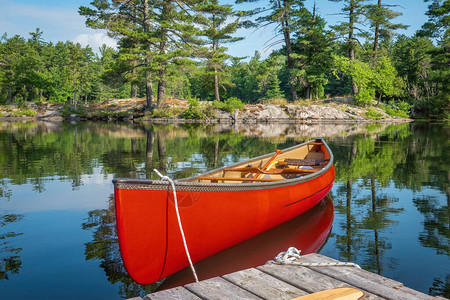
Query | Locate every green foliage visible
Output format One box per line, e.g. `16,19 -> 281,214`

213,97 -> 244,113
180,98 -> 208,119
365,108 -> 385,120
9,109 -> 37,117
381,101 -> 411,118
60,105 -> 87,117
0,1 -> 448,119
149,106 -> 182,118
333,56 -> 375,105
292,6 -> 334,100
334,55 -> 405,106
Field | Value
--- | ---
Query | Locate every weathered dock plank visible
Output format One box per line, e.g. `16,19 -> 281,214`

184,276 -> 262,300
257,264 -> 383,300
144,286 -> 201,300
132,253 -> 437,300
223,267 -> 308,300
298,254 -> 434,300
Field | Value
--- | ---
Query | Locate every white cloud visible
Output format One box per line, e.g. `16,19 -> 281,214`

1,0 -> 116,52
74,32 -> 117,51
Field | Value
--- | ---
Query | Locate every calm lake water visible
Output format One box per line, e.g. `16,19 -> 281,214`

0,121 -> 448,299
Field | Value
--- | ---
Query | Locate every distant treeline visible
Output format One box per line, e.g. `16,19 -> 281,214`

0,0 -> 448,118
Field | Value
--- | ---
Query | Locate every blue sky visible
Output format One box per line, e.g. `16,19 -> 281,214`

1,0 -> 430,59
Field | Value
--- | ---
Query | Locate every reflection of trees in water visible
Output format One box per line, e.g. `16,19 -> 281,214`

331,122 -> 448,296
0,179 -> 12,200
413,195 -> 449,256
0,213 -> 24,280
358,174 -> 403,274
82,195 -> 159,298
332,129 -> 404,275
429,275 -> 450,298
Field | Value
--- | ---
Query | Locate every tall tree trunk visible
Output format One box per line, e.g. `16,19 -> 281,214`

131,66 -> 137,98
7,87 -> 13,103
157,1 -> 169,107
348,0 -> 359,95
157,68 -> 166,107
213,36 -> 220,102
214,68 -> 220,102
212,15 -> 221,102
143,0 -> 153,110
145,67 -> 153,109
278,0 -> 298,101
372,0 -> 381,63
73,90 -> 77,110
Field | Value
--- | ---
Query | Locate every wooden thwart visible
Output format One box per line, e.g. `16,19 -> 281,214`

198,176 -> 282,182
223,166 -> 318,175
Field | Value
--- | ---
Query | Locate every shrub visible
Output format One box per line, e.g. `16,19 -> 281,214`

60,105 -> 87,117
180,98 -> 205,119
10,109 -> 37,117
213,97 -> 244,113
381,101 -> 411,118
150,107 -> 181,118
365,108 -> 385,120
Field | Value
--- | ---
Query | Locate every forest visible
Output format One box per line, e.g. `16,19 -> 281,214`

0,0 -> 448,119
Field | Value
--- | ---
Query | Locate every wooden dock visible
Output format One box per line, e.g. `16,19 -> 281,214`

130,253 -> 442,300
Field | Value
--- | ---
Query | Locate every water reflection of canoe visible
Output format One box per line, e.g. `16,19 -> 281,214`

160,195 -> 334,289
113,138 -> 335,284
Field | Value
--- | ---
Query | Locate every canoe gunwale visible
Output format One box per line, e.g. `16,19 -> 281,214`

113,138 -> 334,192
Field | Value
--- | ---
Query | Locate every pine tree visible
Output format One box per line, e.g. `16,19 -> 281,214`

79,0 -> 156,108
329,0 -> 368,95
151,0 -> 201,106
417,0 -> 449,116
292,2 -> 334,100
365,0 -> 408,61
194,0 -> 242,102
236,0 -> 308,101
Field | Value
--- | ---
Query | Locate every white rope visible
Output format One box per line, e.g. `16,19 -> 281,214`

154,169 -> 199,282
266,247 -> 361,269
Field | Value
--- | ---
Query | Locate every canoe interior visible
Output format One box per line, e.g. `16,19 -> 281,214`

182,138 -> 330,183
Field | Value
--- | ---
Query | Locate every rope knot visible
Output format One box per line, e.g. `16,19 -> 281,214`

266,247 -> 361,269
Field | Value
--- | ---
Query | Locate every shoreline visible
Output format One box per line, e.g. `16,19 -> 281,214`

0,98 -> 414,124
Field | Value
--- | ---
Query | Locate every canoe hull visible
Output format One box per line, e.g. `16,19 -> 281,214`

114,164 -> 335,284
160,195 -> 334,289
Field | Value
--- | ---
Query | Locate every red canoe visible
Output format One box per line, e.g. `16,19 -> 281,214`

160,195 -> 334,289
113,138 -> 335,284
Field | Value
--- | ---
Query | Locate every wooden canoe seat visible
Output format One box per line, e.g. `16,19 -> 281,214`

198,176 -> 283,182
224,165 -> 318,175
278,158 -> 329,167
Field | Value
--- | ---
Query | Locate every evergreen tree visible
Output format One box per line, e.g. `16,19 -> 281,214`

365,0 -> 408,61
292,2 -> 334,100
417,0 -> 449,117
80,0 -> 159,108
392,35 -> 435,100
194,0 -> 242,102
329,0 -> 369,95
151,0 -> 202,106
237,0 -> 308,101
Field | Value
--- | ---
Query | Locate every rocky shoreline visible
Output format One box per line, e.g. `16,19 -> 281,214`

0,97 -> 412,124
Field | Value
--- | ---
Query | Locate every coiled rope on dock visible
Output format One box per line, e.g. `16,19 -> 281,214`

154,169 -> 199,282
266,247 -> 361,269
